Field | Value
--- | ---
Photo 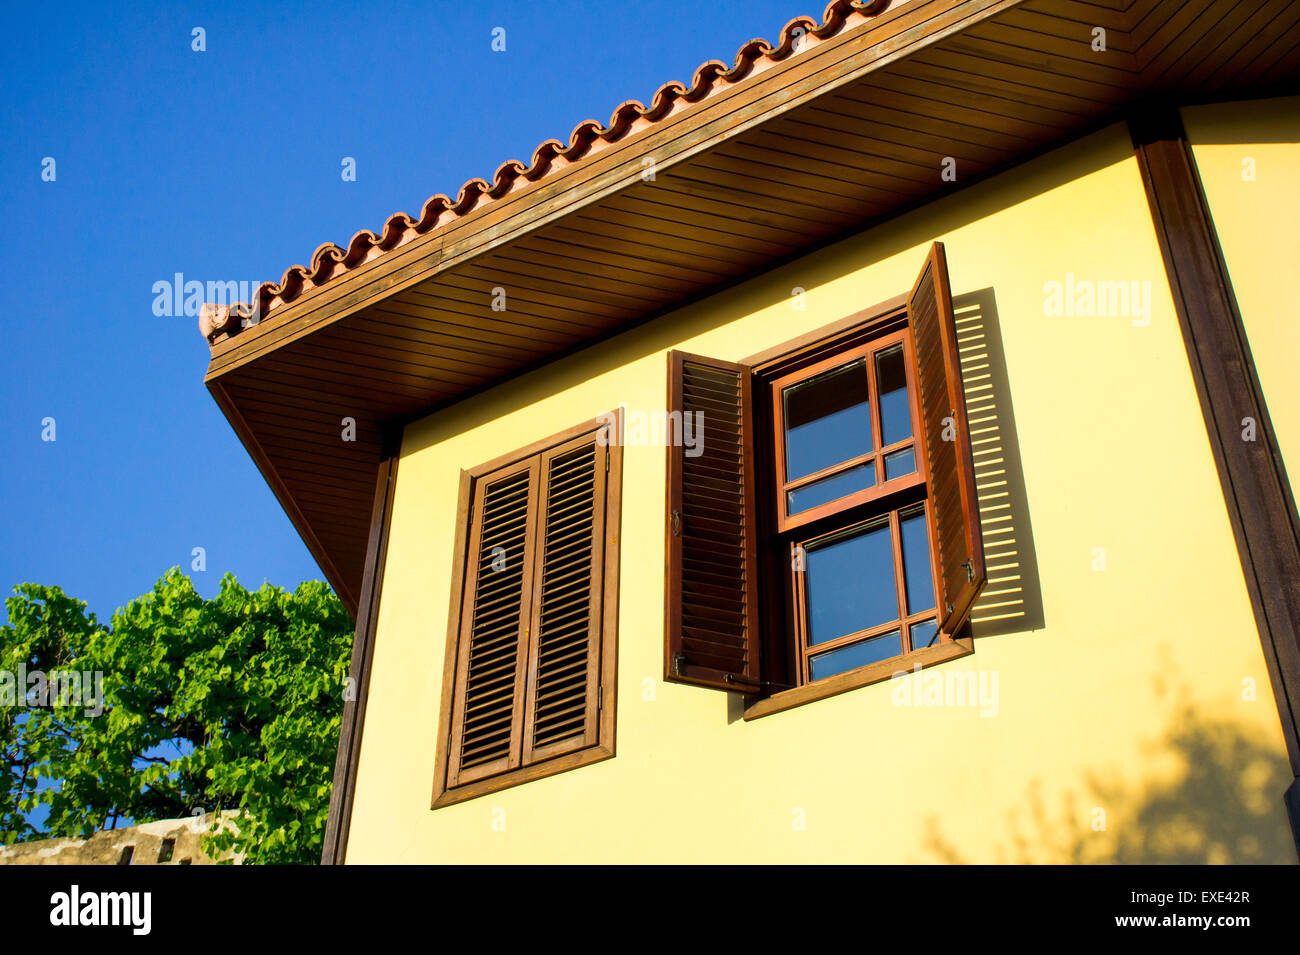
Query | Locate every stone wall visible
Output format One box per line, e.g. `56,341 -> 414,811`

0,813 -> 241,865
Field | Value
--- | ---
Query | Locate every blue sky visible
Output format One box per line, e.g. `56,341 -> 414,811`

1,0 -> 812,622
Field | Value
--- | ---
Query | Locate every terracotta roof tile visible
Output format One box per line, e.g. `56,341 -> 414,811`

200,0 -> 892,341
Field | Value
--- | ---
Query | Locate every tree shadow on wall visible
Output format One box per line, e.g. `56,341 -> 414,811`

924,700 -> 1296,864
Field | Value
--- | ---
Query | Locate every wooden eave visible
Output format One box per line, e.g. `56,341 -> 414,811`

203,0 -> 1300,613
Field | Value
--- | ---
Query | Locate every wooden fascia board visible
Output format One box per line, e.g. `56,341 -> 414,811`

203,0 -> 1026,384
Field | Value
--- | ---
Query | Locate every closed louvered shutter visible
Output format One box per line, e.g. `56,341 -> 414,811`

908,242 -> 986,637
447,461 -> 539,787
443,426 -> 614,794
664,351 -> 761,692
523,435 -> 606,762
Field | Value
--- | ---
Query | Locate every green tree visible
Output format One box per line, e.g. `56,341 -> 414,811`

0,569 -> 353,864
0,582 -> 99,842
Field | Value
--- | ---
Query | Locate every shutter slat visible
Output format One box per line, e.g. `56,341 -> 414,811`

448,466 -> 537,783
665,351 -> 761,691
908,242 -> 987,638
536,658 -> 588,678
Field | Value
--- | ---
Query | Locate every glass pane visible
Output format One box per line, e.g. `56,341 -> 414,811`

900,506 -> 936,614
884,447 -> 916,481
809,630 -> 902,681
788,462 -> 874,514
909,619 -> 939,651
804,519 -> 898,645
876,345 -> 912,447
783,359 -> 872,481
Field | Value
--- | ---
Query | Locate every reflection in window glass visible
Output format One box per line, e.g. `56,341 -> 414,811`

900,506 -> 935,615
876,345 -> 912,447
788,462 -> 874,514
909,619 -> 939,650
884,447 -> 916,481
809,630 -> 902,681
784,360 -> 872,481
804,519 -> 897,645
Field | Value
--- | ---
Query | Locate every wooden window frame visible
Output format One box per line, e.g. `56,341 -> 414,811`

431,413 -> 622,808
770,326 -> 926,533
788,501 -> 943,684
743,295 -> 973,720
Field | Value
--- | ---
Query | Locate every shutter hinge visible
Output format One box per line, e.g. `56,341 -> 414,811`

672,652 -> 686,676
605,447 -> 610,472
671,509 -> 682,537
728,675 -> 795,691
964,559 -> 974,581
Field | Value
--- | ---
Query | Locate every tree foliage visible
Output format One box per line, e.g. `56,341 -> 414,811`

0,569 -> 353,864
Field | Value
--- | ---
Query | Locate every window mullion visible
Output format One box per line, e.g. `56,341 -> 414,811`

890,509 -> 913,653
866,340 -> 882,460
783,449 -> 878,492
803,615 -> 905,658
793,540 -> 811,686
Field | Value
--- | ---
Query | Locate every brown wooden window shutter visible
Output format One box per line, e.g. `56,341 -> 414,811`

448,459 -> 539,786
664,351 -> 762,692
435,416 -> 620,807
524,436 -> 606,763
907,241 -> 986,638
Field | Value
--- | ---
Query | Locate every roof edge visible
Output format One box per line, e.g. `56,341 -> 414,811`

198,0 -> 892,342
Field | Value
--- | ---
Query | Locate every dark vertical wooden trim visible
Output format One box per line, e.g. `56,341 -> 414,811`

1131,107 -> 1300,857
1287,777 -> 1300,848
320,434 -> 401,865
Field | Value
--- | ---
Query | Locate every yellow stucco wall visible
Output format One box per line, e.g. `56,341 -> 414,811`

1183,95 -> 1300,496
347,122 -> 1295,863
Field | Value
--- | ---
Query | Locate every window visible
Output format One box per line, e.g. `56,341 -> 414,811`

773,330 -> 939,684
664,243 -> 985,715
774,331 -> 921,530
432,414 -> 622,807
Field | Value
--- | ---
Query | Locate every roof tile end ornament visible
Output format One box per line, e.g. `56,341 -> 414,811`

200,0 -> 891,346
199,303 -> 237,340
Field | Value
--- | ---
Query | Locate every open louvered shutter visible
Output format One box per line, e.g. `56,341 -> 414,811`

447,460 -> 539,787
522,434 -> 606,763
908,242 -> 986,637
664,351 -> 761,691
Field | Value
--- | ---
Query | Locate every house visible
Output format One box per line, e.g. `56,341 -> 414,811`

199,0 -> 1300,863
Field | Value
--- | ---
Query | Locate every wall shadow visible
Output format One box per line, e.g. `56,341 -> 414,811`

953,289 -> 1045,638
923,694 -> 1296,864
404,125 -> 1137,456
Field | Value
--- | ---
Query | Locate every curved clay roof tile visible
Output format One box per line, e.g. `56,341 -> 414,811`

203,0 -> 890,342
